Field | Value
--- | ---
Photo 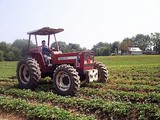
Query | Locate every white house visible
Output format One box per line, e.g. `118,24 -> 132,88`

128,47 -> 142,55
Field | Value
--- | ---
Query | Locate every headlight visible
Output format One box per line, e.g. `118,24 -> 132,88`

84,59 -> 93,64
90,59 -> 93,63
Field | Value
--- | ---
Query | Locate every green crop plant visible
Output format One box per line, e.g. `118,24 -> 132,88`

0,55 -> 160,119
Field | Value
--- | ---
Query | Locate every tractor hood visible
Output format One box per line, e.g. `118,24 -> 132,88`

27,27 -> 64,35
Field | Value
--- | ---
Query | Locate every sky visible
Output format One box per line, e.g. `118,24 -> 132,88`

0,0 -> 160,49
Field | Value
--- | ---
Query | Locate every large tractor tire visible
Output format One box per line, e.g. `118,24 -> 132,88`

94,61 -> 108,83
53,64 -> 80,96
17,57 -> 41,89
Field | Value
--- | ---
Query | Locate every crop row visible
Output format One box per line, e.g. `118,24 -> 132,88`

110,73 -> 160,81
0,81 -> 17,87
109,64 -> 160,73
80,87 -> 160,104
109,65 -> 160,80
34,83 -> 160,104
86,82 -> 160,93
0,96 -> 95,120
1,82 -> 160,105
1,79 -> 160,94
0,87 -> 130,119
36,83 -> 157,103
109,79 -> 160,86
0,87 -> 160,119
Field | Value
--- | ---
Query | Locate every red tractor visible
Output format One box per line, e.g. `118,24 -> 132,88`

17,27 -> 108,96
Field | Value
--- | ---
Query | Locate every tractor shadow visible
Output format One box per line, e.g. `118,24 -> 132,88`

35,79 -> 55,92
8,78 -> 56,93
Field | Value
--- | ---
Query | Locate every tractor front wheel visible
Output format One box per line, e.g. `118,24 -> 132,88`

53,64 -> 80,96
94,61 -> 108,83
17,57 -> 41,89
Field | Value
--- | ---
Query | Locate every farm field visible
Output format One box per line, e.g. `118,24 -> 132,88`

0,55 -> 160,120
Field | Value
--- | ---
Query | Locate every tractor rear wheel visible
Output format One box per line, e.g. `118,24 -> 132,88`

17,57 -> 41,89
53,64 -> 80,96
94,61 -> 108,83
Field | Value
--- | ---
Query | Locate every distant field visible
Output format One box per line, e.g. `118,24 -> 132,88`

0,55 -> 159,78
0,55 -> 160,119
0,61 -> 17,79
96,55 -> 160,66
96,55 -> 160,81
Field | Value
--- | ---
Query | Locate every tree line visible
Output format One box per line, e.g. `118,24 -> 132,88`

0,32 -> 160,61
92,33 -> 160,56
0,39 -> 84,61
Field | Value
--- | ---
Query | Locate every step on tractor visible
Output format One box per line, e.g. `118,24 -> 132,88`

17,27 -> 109,96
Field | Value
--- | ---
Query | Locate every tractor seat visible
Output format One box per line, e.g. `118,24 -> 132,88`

52,51 -> 62,54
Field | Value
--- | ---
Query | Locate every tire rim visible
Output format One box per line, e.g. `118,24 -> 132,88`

19,64 -> 30,84
95,65 -> 101,81
56,71 -> 71,91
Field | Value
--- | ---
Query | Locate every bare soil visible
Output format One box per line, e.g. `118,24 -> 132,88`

0,110 -> 24,120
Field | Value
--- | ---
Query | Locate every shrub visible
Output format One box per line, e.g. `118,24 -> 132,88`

0,50 -> 3,61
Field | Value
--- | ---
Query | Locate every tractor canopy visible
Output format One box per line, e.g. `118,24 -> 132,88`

27,27 -> 64,35
27,27 -> 64,50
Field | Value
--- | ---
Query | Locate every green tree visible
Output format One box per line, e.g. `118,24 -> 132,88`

67,43 -> 82,52
51,41 -> 68,53
101,47 -> 111,56
51,41 -> 83,53
120,38 -> 135,54
0,41 -> 10,52
111,41 -> 120,54
0,41 -> 12,61
0,41 -> 22,61
10,47 -> 21,60
12,39 -> 34,56
5,51 -> 14,61
0,50 -> 3,61
91,42 -> 111,56
151,33 -> 160,54
132,34 -> 152,51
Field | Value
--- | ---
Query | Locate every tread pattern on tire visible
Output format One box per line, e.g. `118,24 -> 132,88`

94,61 -> 109,83
53,64 -> 80,96
17,57 -> 41,89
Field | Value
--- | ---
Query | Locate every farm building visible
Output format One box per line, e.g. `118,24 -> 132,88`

128,47 -> 142,55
